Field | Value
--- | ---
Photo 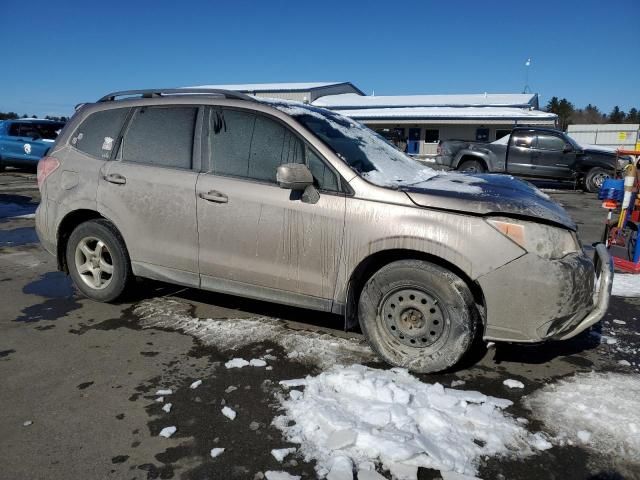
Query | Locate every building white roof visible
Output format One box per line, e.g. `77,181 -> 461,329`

188,82 -> 352,92
333,106 -> 556,120
313,92 -> 538,109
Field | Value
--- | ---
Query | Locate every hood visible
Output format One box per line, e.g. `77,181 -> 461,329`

401,173 -> 576,230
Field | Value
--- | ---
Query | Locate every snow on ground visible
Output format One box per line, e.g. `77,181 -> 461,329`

133,298 -> 375,369
524,372 -> 640,458
265,472 -> 301,480
159,426 -> 177,438
271,447 -> 296,462
273,365 -> 549,478
612,274 -> 640,297
503,379 -> 525,389
189,380 -> 202,389
210,447 -> 225,458
162,403 -> 172,413
221,406 -> 237,420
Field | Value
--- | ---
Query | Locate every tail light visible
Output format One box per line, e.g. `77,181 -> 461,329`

37,156 -> 60,190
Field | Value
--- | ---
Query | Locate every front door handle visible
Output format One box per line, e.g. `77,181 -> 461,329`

199,190 -> 228,203
104,173 -> 127,185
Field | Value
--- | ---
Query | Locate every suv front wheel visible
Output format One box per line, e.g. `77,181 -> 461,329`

66,219 -> 131,302
358,260 -> 478,373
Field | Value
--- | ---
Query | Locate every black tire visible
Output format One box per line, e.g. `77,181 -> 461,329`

358,260 -> 478,373
458,159 -> 486,174
66,219 -> 131,302
584,167 -> 610,193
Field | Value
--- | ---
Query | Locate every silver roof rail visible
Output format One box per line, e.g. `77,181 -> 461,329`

97,88 -> 256,103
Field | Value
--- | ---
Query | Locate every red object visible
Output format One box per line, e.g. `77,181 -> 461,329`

602,199 -> 618,209
613,256 -> 640,273
632,210 -> 640,223
37,156 -> 60,190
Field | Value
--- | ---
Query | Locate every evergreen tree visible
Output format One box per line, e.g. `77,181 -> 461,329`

608,106 -> 625,123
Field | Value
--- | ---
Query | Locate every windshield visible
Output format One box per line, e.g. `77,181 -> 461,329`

267,101 -> 438,187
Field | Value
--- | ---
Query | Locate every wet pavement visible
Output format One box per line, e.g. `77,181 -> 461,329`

0,169 -> 638,480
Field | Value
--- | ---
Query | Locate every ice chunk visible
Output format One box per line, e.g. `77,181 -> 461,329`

289,390 -> 303,400
162,403 -> 172,413
387,462 -> 417,480
613,319 -> 626,325
503,379 -> 525,389
222,406 -> 237,420
357,469 -> 386,480
159,426 -> 176,438
250,359 -> 267,367
190,380 -> 202,389
326,429 -> 357,450
264,472 -> 301,480
156,389 -> 172,395
618,360 -> 631,366
271,447 -> 296,462
23,420 -> 33,427
225,386 -> 238,393
327,455 -> 353,480
155,397 -> 164,403
225,358 -> 250,369
450,380 -> 466,388
273,365 -> 543,477
210,447 -> 225,458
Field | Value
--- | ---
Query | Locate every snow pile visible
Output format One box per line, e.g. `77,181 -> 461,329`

612,274 -> 640,297
210,448 -> 225,458
159,426 -> 176,438
503,379 -> 525,389
133,298 -> 375,369
274,365 -> 547,478
524,372 -> 640,458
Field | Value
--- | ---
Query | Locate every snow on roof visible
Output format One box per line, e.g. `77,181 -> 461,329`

313,92 -> 537,109
187,82 -> 351,92
333,106 -> 557,121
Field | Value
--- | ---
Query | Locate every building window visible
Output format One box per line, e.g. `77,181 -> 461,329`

495,129 -> 511,141
476,128 -> 490,142
424,129 -> 439,143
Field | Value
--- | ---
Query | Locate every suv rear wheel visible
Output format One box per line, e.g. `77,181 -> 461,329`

358,260 -> 478,373
66,219 -> 131,302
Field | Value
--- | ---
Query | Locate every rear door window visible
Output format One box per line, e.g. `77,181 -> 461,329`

72,108 -> 130,159
121,106 -> 197,169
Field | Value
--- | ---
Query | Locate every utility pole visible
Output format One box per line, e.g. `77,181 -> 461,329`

523,58 -> 532,94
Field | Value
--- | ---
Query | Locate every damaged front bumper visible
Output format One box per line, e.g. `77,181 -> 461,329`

478,243 -> 613,343
551,243 -> 613,340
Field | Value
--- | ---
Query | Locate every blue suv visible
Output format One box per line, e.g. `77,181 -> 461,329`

0,119 -> 65,171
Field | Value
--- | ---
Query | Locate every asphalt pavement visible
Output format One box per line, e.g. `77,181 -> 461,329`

0,169 -> 638,480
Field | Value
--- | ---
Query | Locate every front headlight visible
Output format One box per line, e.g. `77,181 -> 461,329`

487,217 -> 581,259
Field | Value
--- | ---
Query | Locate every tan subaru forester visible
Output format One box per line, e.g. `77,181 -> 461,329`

35,88 -> 613,372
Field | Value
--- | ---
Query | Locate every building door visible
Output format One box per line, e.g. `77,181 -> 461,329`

407,128 -> 421,155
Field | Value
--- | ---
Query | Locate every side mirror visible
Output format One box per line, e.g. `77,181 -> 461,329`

277,163 -> 314,190
563,144 -> 573,153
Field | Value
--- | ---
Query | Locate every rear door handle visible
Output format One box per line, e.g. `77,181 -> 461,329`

199,190 -> 228,203
104,173 -> 127,185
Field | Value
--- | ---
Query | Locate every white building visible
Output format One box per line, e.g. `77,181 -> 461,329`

567,124 -> 640,151
192,82 -> 557,157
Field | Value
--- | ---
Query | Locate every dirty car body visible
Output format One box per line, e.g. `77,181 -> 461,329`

34,89 -> 613,372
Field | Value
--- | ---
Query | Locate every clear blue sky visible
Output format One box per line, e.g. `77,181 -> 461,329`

1,0 -> 638,117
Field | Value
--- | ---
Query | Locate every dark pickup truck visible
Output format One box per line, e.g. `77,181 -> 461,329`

435,127 -> 626,192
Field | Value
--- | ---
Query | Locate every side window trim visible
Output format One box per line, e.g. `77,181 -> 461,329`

205,105 -> 348,194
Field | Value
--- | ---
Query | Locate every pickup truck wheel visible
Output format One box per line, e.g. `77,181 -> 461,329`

66,219 -> 132,302
458,159 -> 486,174
358,260 -> 478,373
584,167 -> 610,193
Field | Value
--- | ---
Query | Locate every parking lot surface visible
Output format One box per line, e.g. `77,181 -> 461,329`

1,170 -> 639,480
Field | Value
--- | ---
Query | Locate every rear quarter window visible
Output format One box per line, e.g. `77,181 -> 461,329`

72,108 -> 130,159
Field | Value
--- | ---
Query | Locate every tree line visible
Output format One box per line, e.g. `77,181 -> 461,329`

545,97 -> 639,130
0,112 -> 69,122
